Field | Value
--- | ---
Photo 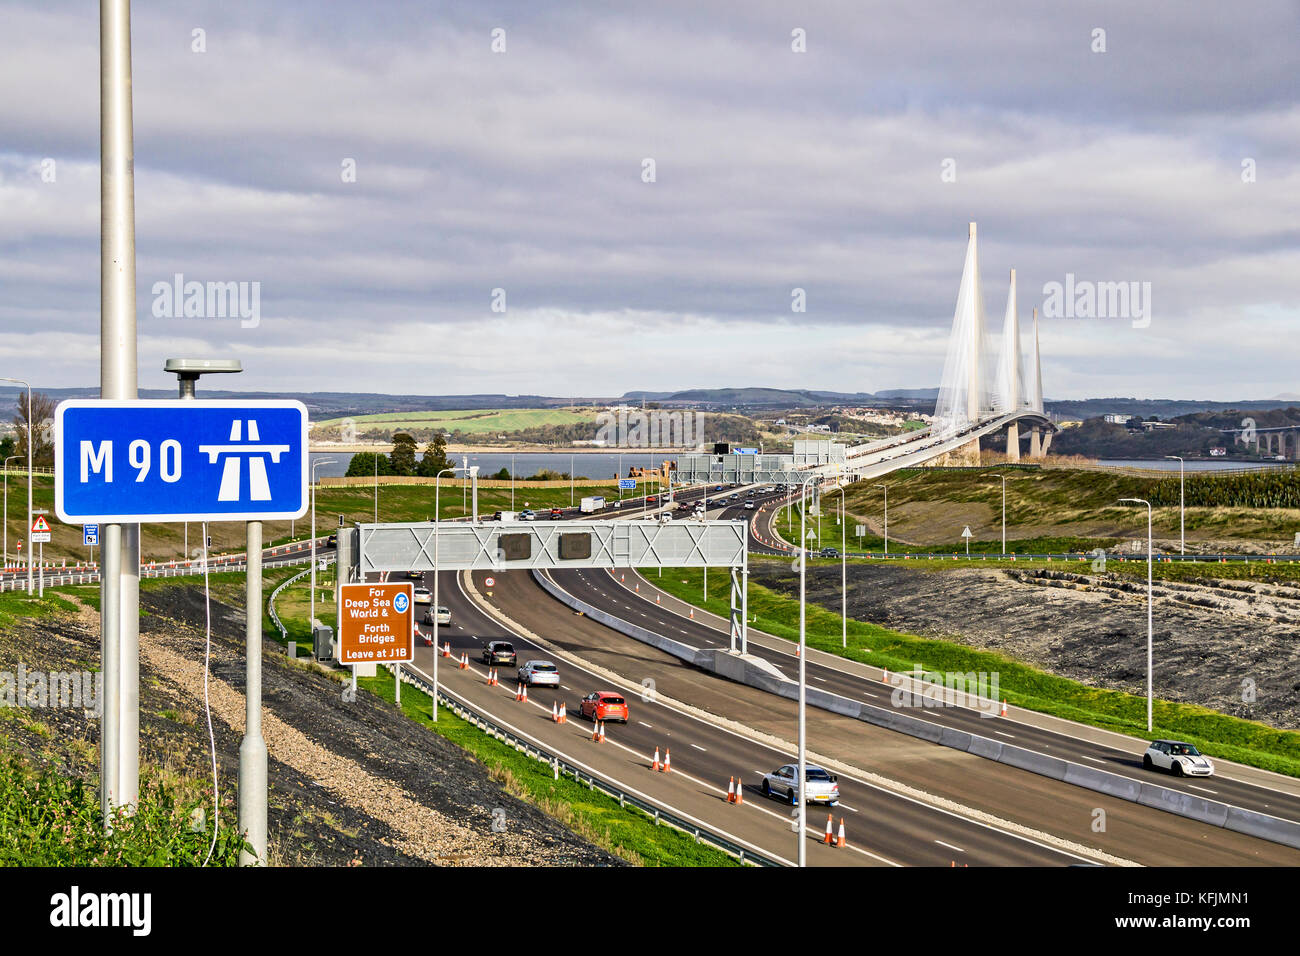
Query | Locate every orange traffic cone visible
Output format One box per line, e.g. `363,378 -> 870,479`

1000,698 -> 1007,717
597,720 -> 605,742
551,701 -> 560,722
516,683 -> 524,701
442,642 -> 451,657
485,668 -> 495,686
835,818 -> 846,847
689,608 -> 694,619
559,702 -> 567,724
656,594 -> 661,604
726,777 -> 736,804
459,653 -> 468,670
823,814 -> 834,845
662,748 -> 671,773
592,721 -> 602,742
734,776 -> 743,805
652,747 -> 661,771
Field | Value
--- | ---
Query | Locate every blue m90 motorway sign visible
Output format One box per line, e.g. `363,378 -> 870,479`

55,400 -> 309,523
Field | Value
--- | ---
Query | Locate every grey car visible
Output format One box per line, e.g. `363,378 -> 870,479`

518,660 -> 560,687
760,764 -> 840,806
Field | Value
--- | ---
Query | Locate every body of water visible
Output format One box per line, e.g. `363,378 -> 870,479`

309,451 -> 670,480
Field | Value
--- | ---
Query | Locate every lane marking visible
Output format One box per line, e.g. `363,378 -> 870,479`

690,744 -> 707,752
637,721 -> 653,728
994,731 -> 1015,738
935,840 -> 965,853
1186,784 -> 1218,795
1081,755 -> 1107,764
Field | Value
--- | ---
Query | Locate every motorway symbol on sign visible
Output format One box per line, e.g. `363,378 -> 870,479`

83,524 -> 99,547
338,582 -> 414,665
55,399 -> 308,523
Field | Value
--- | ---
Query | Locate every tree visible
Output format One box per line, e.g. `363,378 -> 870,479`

12,390 -> 55,467
417,433 -> 451,477
345,452 -> 393,478
493,467 -> 511,480
0,436 -> 14,461
389,433 -> 418,476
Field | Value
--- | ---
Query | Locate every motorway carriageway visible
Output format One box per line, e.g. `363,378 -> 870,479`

401,568 -> 1098,866
734,493 -> 1300,819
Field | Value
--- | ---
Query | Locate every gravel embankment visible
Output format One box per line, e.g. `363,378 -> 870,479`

751,561 -> 1300,729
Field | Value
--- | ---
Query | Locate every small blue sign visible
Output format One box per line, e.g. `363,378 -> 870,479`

83,524 -> 99,547
56,400 -> 308,523
618,478 -> 637,490
393,592 -> 410,614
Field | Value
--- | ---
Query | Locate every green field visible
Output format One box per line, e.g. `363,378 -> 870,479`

313,408 -> 598,436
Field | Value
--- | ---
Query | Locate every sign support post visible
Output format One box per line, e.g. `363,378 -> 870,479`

238,519 -> 267,865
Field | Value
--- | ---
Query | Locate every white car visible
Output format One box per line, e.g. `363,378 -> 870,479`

423,605 -> 450,626
1143,740 -> 1215,777
518,660 -> 560,687
759,764 -> 840,806
413,587 -> 432,605
744,501 -> 755,510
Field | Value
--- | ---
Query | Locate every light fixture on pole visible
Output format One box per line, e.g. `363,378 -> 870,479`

874,483 -> 888,555
1119,497 -> 1154,732
433,464 -> 470,720
796,471 -> 821,867
310,459 -> 337,630
1164,456 -> 1185,555
0,377 -> 33,597
3,454 -> 20,568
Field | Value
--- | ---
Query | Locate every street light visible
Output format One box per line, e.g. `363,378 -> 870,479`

310,458 -> 337,630
874,483 -> 888,555
796,471 -> 821,867
433,463 -> 477,720
1119,497 -> 1154,732
994,474 -> 1007,556
0,377 -> 33,595
1165,456 -> 1185,555
3,454 -> 21,568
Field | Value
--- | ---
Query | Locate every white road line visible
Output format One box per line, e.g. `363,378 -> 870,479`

813,676 -> 828,683
1081,755 -> 1107,764
637,721 -> 653,728
934,840 -> 965,853
994,731 -> 1015,738
838,803 -> 858,813
1186,784 -> 1218,795
690,744 -> 707,752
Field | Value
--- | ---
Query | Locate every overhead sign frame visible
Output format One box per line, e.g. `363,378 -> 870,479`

54,398 -> 309,524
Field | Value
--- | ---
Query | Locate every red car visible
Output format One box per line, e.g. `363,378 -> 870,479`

579,691 -> 629,723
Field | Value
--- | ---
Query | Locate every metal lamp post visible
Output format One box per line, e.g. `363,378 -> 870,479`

310,458 -> 337,629
1165,456 -> 1185,555
796,471 -> 821,867
874,483 -> 888,555
1119,497 -> 1154,732
3,454 -> 20,568
432,464 -> 474,719
995,474 -> 1007,556
0,378 -> 33,596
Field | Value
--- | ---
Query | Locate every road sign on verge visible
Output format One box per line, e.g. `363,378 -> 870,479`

338,582 -> 414,665
31,515 -> 52,543
55,399 -> 308,523
484,576 -> 496,587
618,478 -> 636,490
83,524 -> 99,547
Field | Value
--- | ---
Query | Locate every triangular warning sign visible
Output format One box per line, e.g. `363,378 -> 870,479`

31,515 -> 51,533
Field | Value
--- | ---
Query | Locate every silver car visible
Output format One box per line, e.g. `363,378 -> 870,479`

1143,740 -> 1215,777
760,764 -> 840,806
423,605 -> 450,626
518,660 -> 560,687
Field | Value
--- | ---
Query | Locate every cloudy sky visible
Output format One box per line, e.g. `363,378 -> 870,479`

2,1 -> 1297,401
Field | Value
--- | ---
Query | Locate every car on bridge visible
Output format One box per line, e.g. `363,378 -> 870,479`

482,641 -> 518,667
1143,740 -> 1215,777
760,764 -> 840,806
518,660 -> 560,687
406,570 -> 424,580
579,691 -> 628,723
